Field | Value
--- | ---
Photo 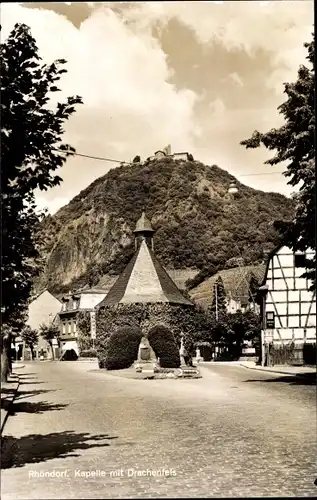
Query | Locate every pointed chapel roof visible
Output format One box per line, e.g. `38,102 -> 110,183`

98,239 -> 193,307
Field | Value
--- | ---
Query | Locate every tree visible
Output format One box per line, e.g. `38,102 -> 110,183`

0,308 -> 28,382
227,310 -> 261,359
241,34 -> 315,288
0,325 -> 13,382
248,272 -> 260,307
133,155 -> 141,163
1,23 -> 82,377
210,276 -> 227,319
21,326 -> 39,360
177,304 -> 214,362
77,311 -> 93,352
39,323 -> 60,360
210,316 -> 232,348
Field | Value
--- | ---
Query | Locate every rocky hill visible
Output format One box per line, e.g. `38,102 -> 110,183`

36,156 -> 295,295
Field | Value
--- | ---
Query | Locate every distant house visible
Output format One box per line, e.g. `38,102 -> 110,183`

23,290 -> 62,360
154,150 -> 167,159
189,265 -> 266,313
147,146 -> 192,163
58,288 -> 107,355
257,245 -> 316,365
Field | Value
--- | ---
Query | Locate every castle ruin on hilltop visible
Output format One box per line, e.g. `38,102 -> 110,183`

120,145 -> 194,166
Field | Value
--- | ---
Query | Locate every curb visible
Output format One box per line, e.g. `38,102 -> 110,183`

239,363 -> 316,379
1,374 -> 20,434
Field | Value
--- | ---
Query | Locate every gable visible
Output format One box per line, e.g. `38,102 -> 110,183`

263,245 -> 315,289
27,290 -> 63,330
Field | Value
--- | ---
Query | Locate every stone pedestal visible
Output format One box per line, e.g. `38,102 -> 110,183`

137,336 -> 156,363
195,347 -> 203,364
135,337 -> 157,375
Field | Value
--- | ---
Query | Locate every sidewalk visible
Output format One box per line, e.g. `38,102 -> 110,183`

199,360 -> 316,378
1,372 -> 20,433
238,361 -> 315,378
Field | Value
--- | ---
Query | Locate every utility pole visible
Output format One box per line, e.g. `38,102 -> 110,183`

215,283 -> 218,321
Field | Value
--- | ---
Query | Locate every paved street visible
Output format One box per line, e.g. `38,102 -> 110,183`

1,361 -> 316,499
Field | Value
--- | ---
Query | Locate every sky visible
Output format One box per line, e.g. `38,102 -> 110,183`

2,1 -> 314,215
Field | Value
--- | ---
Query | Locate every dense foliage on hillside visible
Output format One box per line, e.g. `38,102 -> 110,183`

37,157 -> 295,294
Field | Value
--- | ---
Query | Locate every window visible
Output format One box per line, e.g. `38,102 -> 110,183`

73,322 -> 77,334
266,311 -> 275,328
62,302 -> 67,311
295,253 -> 306,268
62,323 -> 66,334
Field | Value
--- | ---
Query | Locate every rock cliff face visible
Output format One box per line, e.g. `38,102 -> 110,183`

36,156 -> 295,294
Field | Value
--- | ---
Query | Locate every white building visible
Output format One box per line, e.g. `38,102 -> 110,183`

146,146 -> 193,163
258,245 -> 316,364
21,290 -> 62,360
59,288 -> 107,355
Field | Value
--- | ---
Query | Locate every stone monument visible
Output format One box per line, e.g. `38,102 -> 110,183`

177,335 -> 201,378
135,336 -> 157,375
179,336 -> 187,366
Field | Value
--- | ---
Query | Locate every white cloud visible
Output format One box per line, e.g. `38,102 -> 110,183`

1,1 -> 313,208
208,98 -> 226,120
228,72 -> 244,87
35,194 -> 70,215
2,3 -> 199,206
123,1 -> 313,91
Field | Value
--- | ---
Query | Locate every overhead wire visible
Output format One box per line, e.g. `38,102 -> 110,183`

57,149 -> 285,177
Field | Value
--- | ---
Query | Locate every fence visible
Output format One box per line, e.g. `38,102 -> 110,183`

268,342 -> 316,366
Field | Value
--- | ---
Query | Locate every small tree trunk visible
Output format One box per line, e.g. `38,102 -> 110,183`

49,341 -> 55,360
1,334 -> 10,382
1,350 -> 9,382
30,345 -> 34,360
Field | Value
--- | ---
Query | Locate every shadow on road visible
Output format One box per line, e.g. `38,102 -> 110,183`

14,389 -> 57,401
1,389 -> 57,406
1,399 -> 67,414
244,374 -> 316,386
18,381 -> 45,385
1,431 -> 118,469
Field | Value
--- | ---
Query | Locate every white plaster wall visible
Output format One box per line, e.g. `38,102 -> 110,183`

27,291 -> 61,330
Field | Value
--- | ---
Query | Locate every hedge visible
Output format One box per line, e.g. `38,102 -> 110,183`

103,325 -> 143,370
79,349 -> 97,358
148,324 -> 180,368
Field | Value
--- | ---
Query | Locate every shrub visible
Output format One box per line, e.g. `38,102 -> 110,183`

79,349 -> 97,358
148,324 -> 180,368
103,326 -> 143,370
60,349 -> 78,361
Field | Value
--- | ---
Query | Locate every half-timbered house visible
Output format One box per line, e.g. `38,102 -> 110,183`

258,245 -> 316,365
